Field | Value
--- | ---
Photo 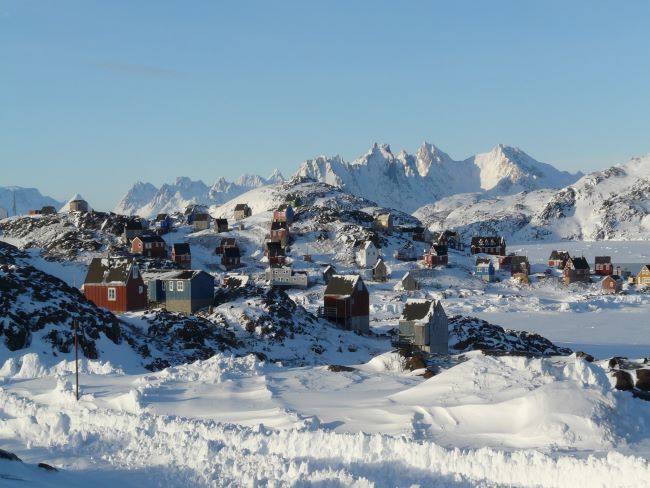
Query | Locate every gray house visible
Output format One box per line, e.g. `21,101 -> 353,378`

147,269 -> 215,315
397,299 -> 448,355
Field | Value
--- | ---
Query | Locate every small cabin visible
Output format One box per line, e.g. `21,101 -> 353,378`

422,244 -> 448,268
396,271 -> 419,292
564,256 -> 590,284
471,236 -> 506,256
192,213 -> 210,232
69,199 -> 89,213
83,257 -> 146,313
265,266 -> 308,288
322,265 -> 336,284
131,235 -> 167,259
265,240 -> 286,267
273,204 -> 294,224
216,237 -> 237,256
320,275 -> 369,333
396,299 -> 448,355
373,213 -> 393,234
636,265 -> 650,287
594,256 -> 613,276
602,275 -> 622,294
475,257 -> 495,282
171,243 -> 192,269
509,256 -> 530,276
123,220 -> 145,244
214,218 -> 229,233
394,243 -> 418,261
154,214 -> 172,234
270,221 -> 289,246
234,203 -> 252,220
221,245 -> 241,270
372,258 -> 389,282
355,240 -> 379,268
40,205 -> 56,215
147,269 -> 215,315
548,250 -> 570,269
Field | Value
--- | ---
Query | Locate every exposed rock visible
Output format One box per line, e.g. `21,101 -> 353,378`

405,356 -> 427,371
0,449 -> 21,462
636,369 -> 650,392
612,370 -> 634,391
37,462 -> 58,472
576,351 -> 595,362
327,364 -> 356,373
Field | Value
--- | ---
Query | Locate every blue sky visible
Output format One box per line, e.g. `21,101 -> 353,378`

2,1 -> 650,210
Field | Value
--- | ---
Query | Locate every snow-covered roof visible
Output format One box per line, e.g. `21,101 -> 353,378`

324,275 -> 363,296
401,299 -> 436,322
84,257 -> 136,285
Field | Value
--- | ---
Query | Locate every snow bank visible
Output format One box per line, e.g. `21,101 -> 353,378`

0,353 -> 123,380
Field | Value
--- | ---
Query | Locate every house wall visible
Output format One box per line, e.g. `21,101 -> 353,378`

85,284 -> 127,312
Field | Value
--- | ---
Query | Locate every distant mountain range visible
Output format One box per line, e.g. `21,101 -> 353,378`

296,143 -> 582,213
0,187 -> 64,216
113,170 -> 285,217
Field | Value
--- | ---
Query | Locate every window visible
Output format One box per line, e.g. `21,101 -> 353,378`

177,281 -> 184,291
139,286 -> 143,294
133,267 -> 139,279
162,281 -> 166,291
168,281 -> 174,291
108,287 -> 116,301
145,243 -> 151,249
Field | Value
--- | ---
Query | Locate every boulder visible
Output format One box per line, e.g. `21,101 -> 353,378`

38,462 -> 58,472
576,351 -> 594,362
612,370 -> 634,391
327,364 -> 355,373
608,356 -> 629,369
635,369 -> 650,392
0,449 -> 21,462
421,368 -> 436,379
405,356 -> 427,371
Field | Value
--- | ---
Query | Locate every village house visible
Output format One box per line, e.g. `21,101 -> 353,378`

509,255 -> 530,276
355,240 -> 380,268
171,243 -> 192,269
234,203 -> 252,220
221,245 -> 241,270
471,236 -> 506,256
442,230 -> 462,250
322,265 -> 336,284
408,226 -> 431,243
265,240 -> 286,267
273,204 -> 294,224
69,198 -> 89,212
372,258 -> 389,282
548,250 -> 570,269
594,256 -> 614,276
475,257 -> 496,282
396,299 -> 448,355
270,221 -> 290,246
40,205 -> 56,215
394,243 -> 418,261
395,271 -> 419,292
123,221 -> 145,243
422,244 -> 448,268
83,257 -> 146,313
564,256 -> 591,284
320,275 -> 369,333
373,213 -> 393,234
215,237 -> 237,256
214,218 -> 229,233
154,214 -> 172,234
131,235 -> 167,259
192,212 -> 211,232
636,265 -> 650,287
147,270 -> 215,315
265,266 -> 308,288
602,275 -> 622,294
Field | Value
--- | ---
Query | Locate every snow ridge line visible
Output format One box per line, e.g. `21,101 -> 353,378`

1,388 -> 649,487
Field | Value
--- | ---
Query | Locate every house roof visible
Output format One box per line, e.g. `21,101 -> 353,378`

145,269 -> 211,281
401,271 -> 415,282
135,234 -> 165,244
471,236 -> 505,246
401,299 -> 435,321
510,255 -> 529,266
323,264 -> 336,274
324,275 -> 363,296
223,246 -> 240,258
84,257 -> 135,285
277,203 -> 292,211
475,257 -> 492,265
360,240 -> 375,251
193,213 -> 210,221
155,213 -> 168,220
569,256 -> 590,270
234,203 -> 249,211
431,244 -> 447,255
595,256 -> 611,264
214,218 -> 228,225
125,221 -> 144,230
172,243 -> 191,255
373,258 -> 386,271
549,250 -> 570,260
271,221 -> 288,231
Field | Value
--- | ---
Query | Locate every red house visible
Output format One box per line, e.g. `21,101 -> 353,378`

265,240 -> 286,267
320,275 -> 369,333
422,244 -> 448,267
221,245 -> 241,269
215,237 -> 236,255
171,243 -> 191,269
594,256 -> 613,276
83,257 -> 146,313
131,235 -> 167,259
270,221 -> 289,246
548,250 -> 570,269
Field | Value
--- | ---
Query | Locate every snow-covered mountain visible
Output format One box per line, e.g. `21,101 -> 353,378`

114,171 -> 286,217
0,186 -> 64,217
296,143 -> 582,213
415,154 -> 650,241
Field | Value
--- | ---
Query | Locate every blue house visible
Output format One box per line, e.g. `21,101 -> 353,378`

475,257 -> 496,282
154,213 -> 172,234
147,270 -> 215,315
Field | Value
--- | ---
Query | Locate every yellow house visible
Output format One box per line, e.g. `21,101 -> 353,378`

636,265 -> 650,286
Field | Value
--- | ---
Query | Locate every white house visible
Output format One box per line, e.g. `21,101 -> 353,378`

397,299 -> 448,354
265,266 -> 308,288
355,241 -> 379,268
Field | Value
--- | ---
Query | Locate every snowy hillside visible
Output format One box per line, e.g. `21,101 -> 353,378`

296,142 -> 581,213
0,186 -> 63,217
415,154 -> 650,241
114,171 -> 285,217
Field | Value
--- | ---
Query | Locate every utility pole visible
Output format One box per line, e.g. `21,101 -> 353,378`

12,190 -> 17,217
74,319 -> 79,401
